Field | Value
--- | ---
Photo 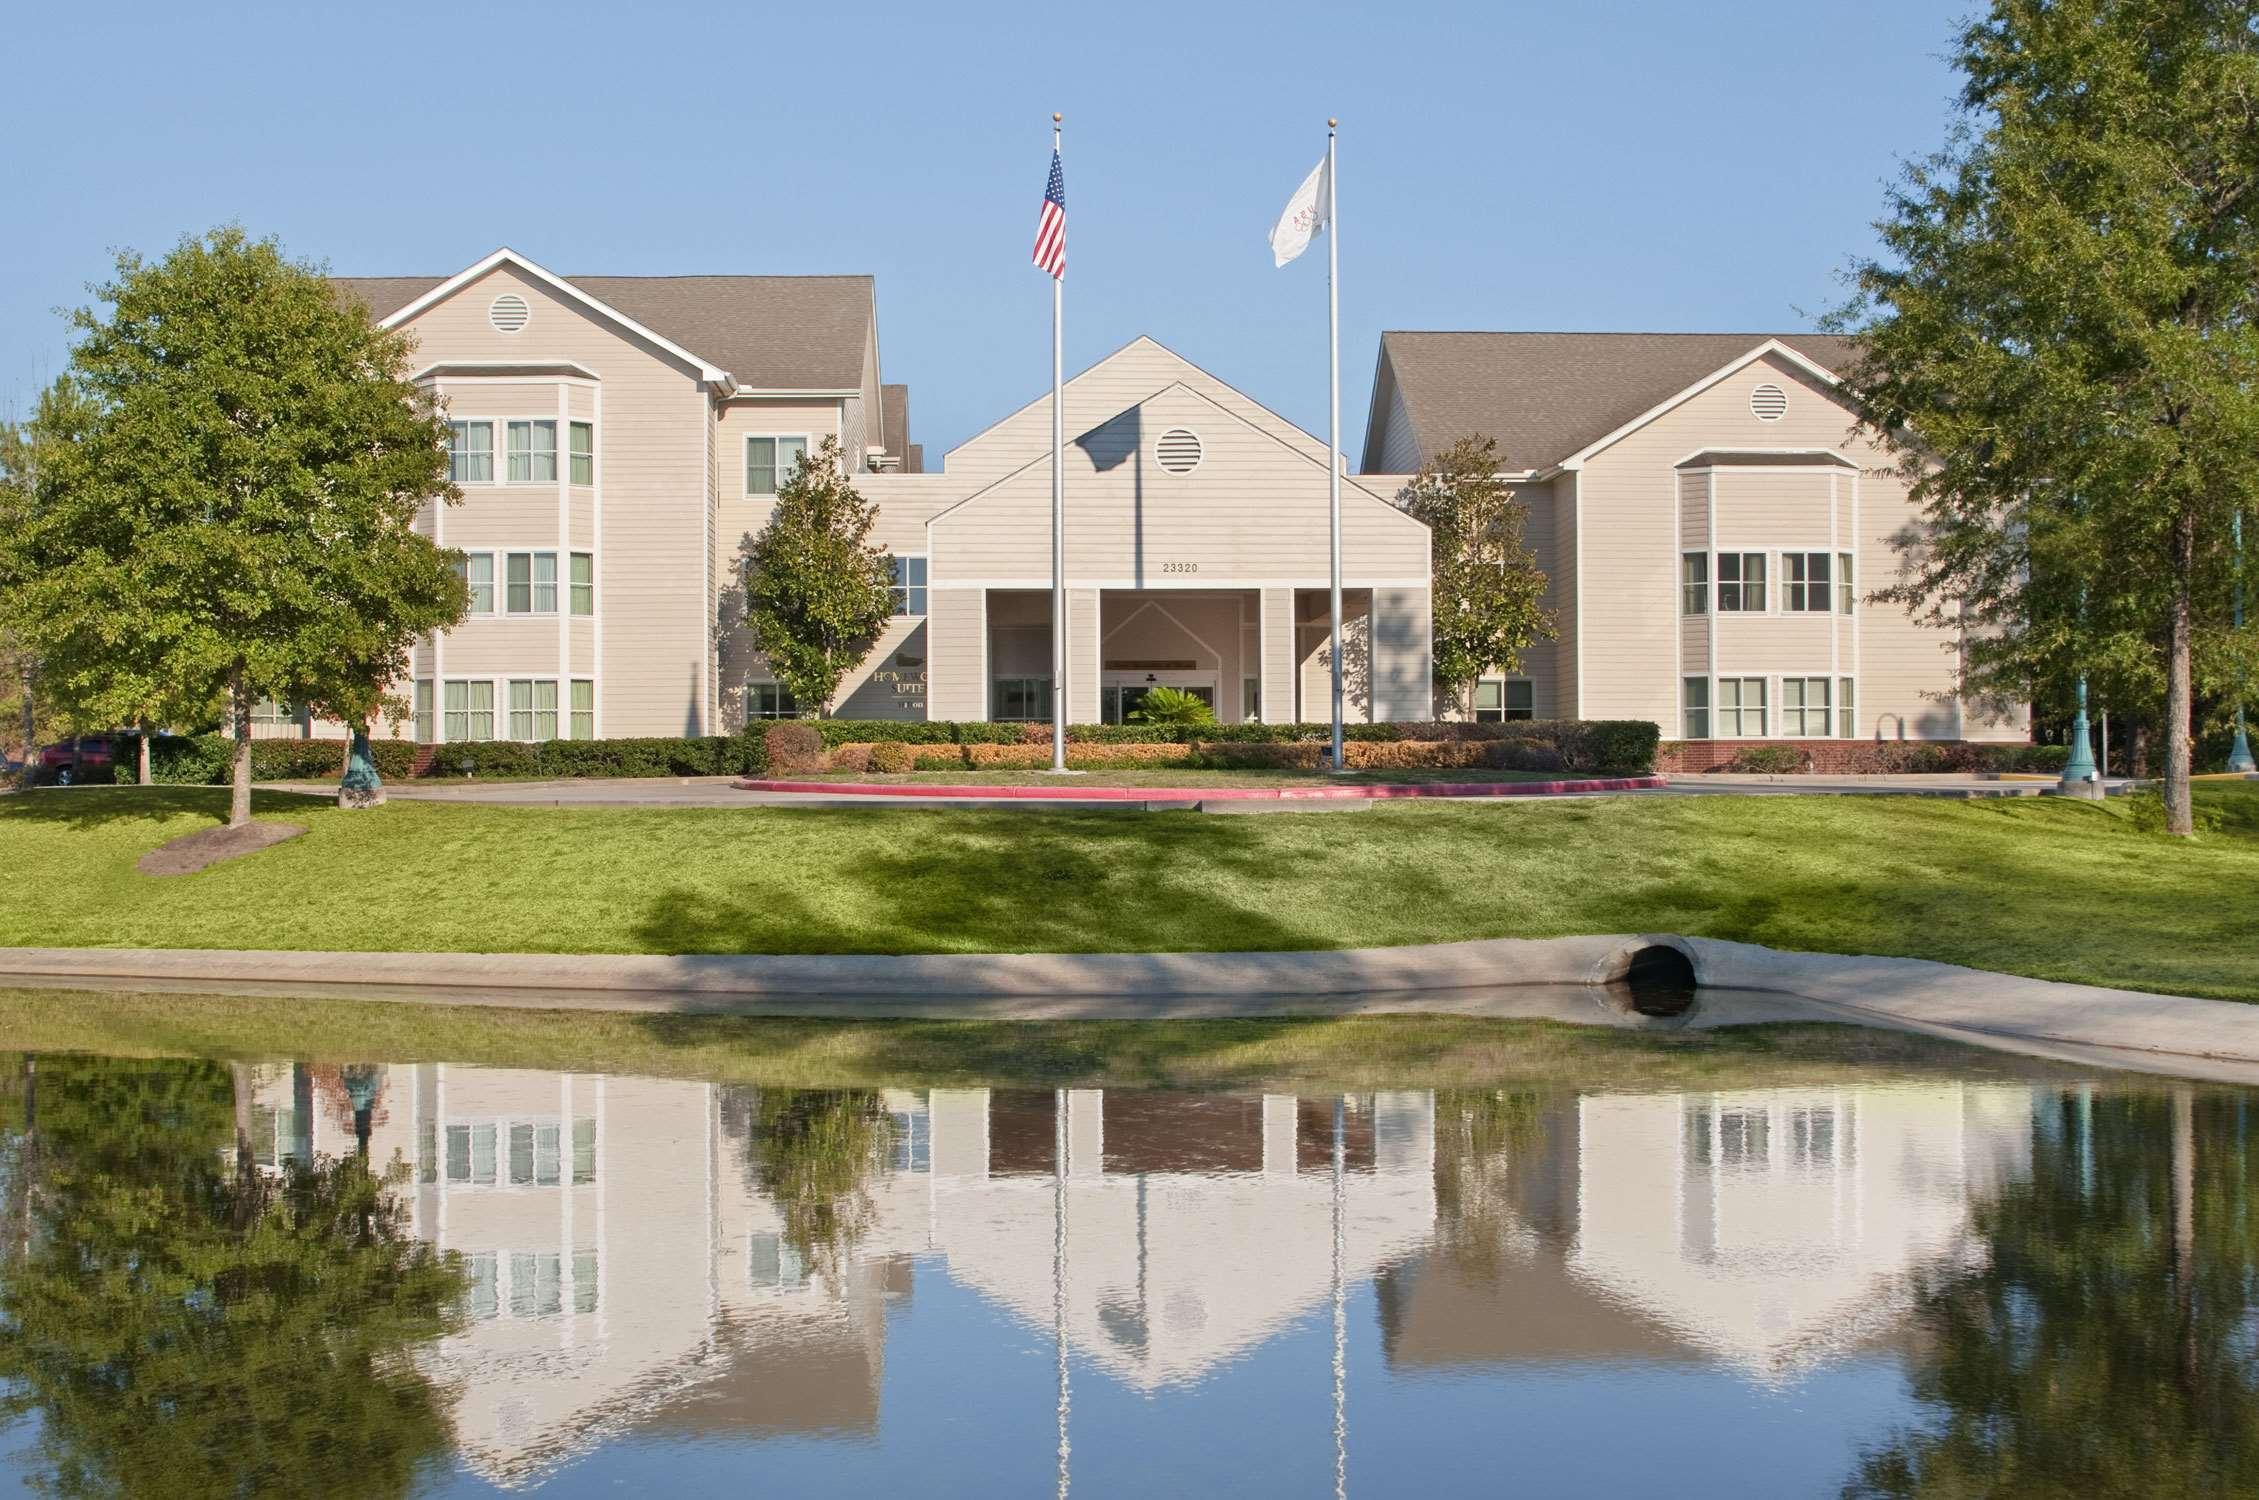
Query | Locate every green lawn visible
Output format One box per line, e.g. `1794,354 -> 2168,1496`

1,783 -> 2254,999
0,987 -> 2087,1094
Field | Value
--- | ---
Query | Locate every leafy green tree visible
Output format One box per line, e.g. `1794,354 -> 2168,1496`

1400,436 -> 1553,716
2,228 -> 464,826
744,436 -> 895,717
1835,0 -> 2259,835
0,1055 -> 463,1499
1127,685 -> 1216,727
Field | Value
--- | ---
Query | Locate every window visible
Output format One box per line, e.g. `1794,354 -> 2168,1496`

1473,679 -> 1535,722
508,1123 -> 562,1186
746,682 -> 799,719
511,1252 -> 562,1317
746,435 -> 809,496
890,555 -> 928,616
573,1251 -> 599,1314
446,1122 -> 497,1184
506,551 -> 557,613
1683,677 -> 1710,739
506,420 -> 557,483
1785,553 -> 1833,613
570,680 -> 595,740
1719,1107 -> 1770,1166
414,680 -> 433,743
509,679 -> 559,740
1782,676 -> 1832,736
1717,553 -> 1767,612
449,421 -> 493,484
993,677 -> 1053,721
1718,676 -> 1767,737
466,1253 -> 499,1320
1836,552 -> 1855,616
451,552 -> 494,614
570,552 -> 594,616
572,1118 -> 597,1184
569,421 -> 594,485
1838,676 -> 1856,740
443,680 -> 495,742
250,696 -> 295,728
1243,677 -> 1261,721
1681,552 -> 1710,615
1789,1106 -> 1837,1167
747,1232 -> 809,1291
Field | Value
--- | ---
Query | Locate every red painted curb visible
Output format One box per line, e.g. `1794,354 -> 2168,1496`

733,775 -> 1668,802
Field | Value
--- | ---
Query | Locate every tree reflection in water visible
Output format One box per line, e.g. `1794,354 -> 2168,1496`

728,1086 -> 897,1287
1849,1087 -> 2259,1498
0,1055 -> 464,1499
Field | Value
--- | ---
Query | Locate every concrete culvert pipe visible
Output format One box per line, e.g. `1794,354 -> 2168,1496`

1618,943 -> 1699,1018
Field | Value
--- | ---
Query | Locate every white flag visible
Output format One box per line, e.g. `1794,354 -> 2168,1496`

1269,155 -> 1331,267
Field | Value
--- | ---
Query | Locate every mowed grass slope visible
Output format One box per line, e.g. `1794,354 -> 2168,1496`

0,784 -> 2254,999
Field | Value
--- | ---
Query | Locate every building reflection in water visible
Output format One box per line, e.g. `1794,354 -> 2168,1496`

235,1065 -> 2048,1487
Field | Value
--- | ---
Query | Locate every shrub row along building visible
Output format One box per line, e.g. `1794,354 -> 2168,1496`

304,247 -> 2024,761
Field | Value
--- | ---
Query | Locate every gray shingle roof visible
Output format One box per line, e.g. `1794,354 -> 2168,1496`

333,273 -> 875,391
1366,331 -> 1862,474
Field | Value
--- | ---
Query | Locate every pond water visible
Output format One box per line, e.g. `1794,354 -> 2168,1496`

1,1040 -> 2255,1497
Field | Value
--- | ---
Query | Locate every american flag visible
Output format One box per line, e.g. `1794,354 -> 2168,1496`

1031,149 -> 1066,279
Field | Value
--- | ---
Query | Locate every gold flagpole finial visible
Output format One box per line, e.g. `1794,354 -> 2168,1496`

1053,112 -> 1063,124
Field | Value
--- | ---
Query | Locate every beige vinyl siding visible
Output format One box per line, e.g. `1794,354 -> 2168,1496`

1369,363 -> 1421,474
1069,587 -> 1101,724
1296,592 -> 1373,724
1576,355 -> 1858,730
941,337 -> 1340,484
712,398 -> 848,709
1373,587 -> 1433,721
831,619 -> 929,720
1552,473 -> 1581,719
1260,588 -> 1296,723
925,588 -> 985,719
400,265 -> 710,739
929,385 -> 1427,586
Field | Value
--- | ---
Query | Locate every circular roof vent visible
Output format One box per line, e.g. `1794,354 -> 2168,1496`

1750,382 -> 1788,421
488,292 -> 531,334
1156,428 -> 1203,474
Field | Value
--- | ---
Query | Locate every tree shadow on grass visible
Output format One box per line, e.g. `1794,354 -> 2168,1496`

627,805 -> 1466,957
0,784 -> 334,835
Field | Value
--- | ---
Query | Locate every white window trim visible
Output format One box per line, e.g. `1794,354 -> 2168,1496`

1711,550 -> 1773,615
890,554 -> 930,617
505,677 -> 565,743
1779,550 -> 1839,617
444,415 -> 570,488
744,433 -> 812,498
1710,673 -> 1772,739
453,549 -> 499,616
567,419 -> 596,487
448,419 -> 497,486
497,547 -> 563,617
1779,674 -> 1837,738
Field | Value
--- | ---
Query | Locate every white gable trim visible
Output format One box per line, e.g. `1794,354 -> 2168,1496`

1544,339 -> 1846,476
924,379 -> 1416,532
378,248 -> 737,391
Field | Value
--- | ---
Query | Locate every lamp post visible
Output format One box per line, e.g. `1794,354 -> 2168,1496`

2231,509 -> 2255,774
2059,671 -> 2102,796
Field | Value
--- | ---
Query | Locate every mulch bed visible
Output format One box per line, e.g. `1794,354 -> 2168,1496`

137,820 -> 306,877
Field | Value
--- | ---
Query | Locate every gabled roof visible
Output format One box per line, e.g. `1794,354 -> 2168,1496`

1363,331 -> 1861,475
333,248 -> 877,393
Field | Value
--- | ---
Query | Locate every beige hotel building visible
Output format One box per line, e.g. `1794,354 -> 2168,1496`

307,248 -> 2023,752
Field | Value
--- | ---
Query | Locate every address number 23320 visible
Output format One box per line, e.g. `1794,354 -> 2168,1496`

1160,561 -> 1200,574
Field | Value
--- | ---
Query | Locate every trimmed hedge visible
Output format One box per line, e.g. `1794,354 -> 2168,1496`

148,734 -> 419,785
1660,740 -> 2076,776
415,733 -> 766,780
762,723 -> 825,774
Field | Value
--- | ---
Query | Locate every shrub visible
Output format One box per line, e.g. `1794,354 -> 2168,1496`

1193,741 -> 1324,771
1726,745 -> 1805,774
810,719 -> 957,748
1065,722 -> 1186,745
763,722 -> 825,774
869,742 -> 917,774
1343,739 -> 1491,770
911,746 -> 968,770
952,721 -> 1036,745
531,736 -> 735,779
1562,720 -> 1661,774
149,734 -> 234,785
966,743 -> 1051,769
827,743 -> 875,774
1488,741 -> 1568,773
1126,686 -> 1215,727
1066,742 -> 1195,770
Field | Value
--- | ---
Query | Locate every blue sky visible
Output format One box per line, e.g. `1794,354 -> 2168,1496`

1,0 -> 1969,461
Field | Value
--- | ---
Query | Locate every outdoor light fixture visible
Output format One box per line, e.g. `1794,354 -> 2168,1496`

458,756 -> 475,778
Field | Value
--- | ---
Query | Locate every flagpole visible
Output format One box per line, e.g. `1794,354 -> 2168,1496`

1051,111 -> 1069,774
1326,119 -> 1344,771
